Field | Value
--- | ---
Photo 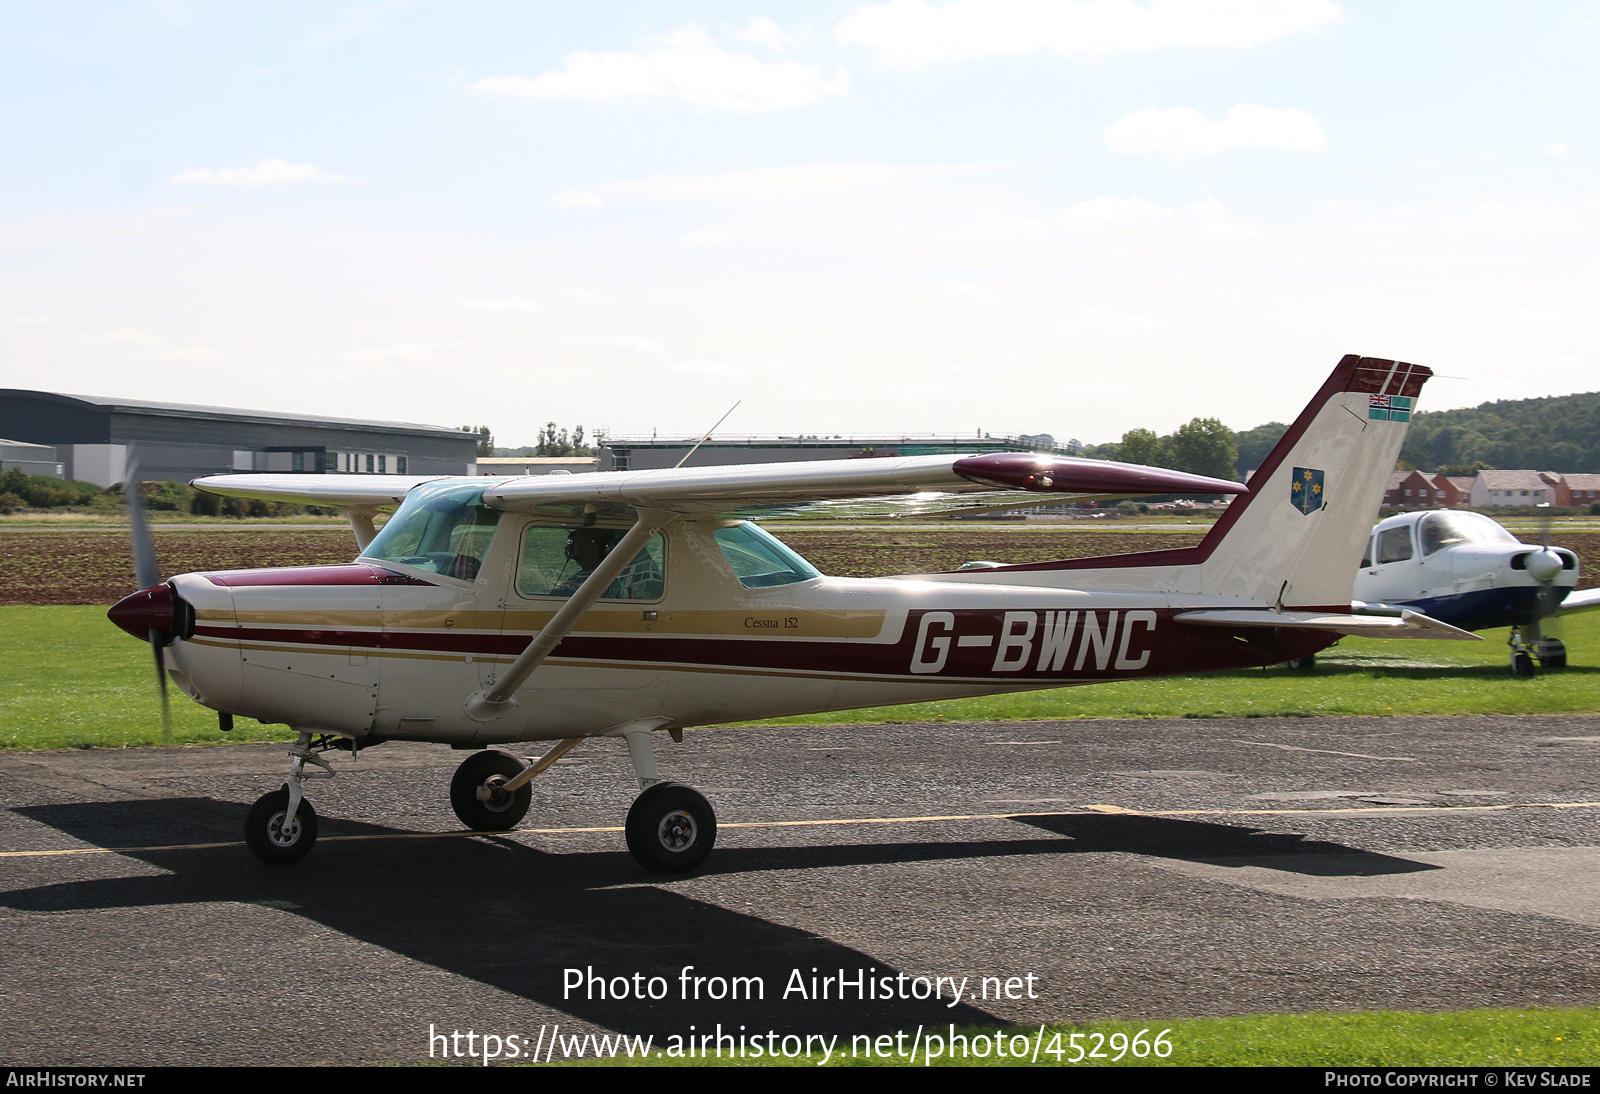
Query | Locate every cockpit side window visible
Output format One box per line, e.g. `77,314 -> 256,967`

517,526 -> 666,601
362,481 -> 501,581
1376,525 -> 1414,564
713,522 -> 821,588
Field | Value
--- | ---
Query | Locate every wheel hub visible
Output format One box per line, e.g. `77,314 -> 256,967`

267,810 -> 300,847
476,774 -> 514,811
656,809 -> 697,851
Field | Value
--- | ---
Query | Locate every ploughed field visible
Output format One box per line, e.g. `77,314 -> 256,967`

2,526 -> 1596,606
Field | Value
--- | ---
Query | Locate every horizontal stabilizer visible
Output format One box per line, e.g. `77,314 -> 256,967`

1174,608 -> 1480,640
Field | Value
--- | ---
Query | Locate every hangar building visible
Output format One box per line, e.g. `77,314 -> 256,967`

0,390 -> 480,487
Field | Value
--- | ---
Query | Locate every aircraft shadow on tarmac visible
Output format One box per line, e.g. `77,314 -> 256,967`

4,795 -> 1435,1033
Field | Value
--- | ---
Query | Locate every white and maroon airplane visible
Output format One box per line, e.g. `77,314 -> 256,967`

109,354 -> 1472,872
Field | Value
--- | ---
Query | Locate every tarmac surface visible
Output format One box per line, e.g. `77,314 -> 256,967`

4,713 -> 1600,1066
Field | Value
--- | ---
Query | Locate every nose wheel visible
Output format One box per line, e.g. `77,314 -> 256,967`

245,787 -> 319,864
625,782 -> 716,874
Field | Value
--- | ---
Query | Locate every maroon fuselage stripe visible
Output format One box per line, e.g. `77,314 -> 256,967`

205,608 -> 1334,682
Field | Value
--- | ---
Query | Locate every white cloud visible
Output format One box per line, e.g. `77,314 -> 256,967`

947,281 -> 994,300
452,297 -> 540,312
672,359 -> 746,376
835,0 -> 1340,69
167,159 -> 347,186
1103,104 -> 1327,159
678,228 -> 731,244
1465,305 -> 1567,330
599,335 -> 668,358
733,16 -> 811,49
81,328 -> 160,347
150,346 -> 222,363
296,0 -> 418,52
1069,309 -> 1158,329
551,190 -> 606,209
343,343 -> 433,362
0,313 -> 51,327
471,27 -> 852,113
961,208 -> 1049,238
1065,195 -> 1174,228
1548,142 -> 1574,157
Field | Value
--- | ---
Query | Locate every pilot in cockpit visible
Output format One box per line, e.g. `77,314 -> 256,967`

552,528 -> 663,600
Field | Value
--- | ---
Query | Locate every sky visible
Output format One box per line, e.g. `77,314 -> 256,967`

1,1 -> 1596,448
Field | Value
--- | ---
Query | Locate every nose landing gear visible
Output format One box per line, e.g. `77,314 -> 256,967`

245,732 -> 333,864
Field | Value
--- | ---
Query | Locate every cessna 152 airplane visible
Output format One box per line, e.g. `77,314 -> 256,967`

109,354 -> 1477,873
1352,508 -> 1599,675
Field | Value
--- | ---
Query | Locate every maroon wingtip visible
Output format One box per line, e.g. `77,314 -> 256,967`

953,453 -> 1248,497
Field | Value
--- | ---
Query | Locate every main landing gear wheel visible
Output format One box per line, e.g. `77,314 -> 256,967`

245,788 -> 319,864
450,750 -> 532,831
625,782 -> 716,874
1286,655 -> 1316,671
1536,637 -> 1568,670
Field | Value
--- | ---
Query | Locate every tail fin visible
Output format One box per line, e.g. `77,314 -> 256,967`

1195,355 -> 1430,608
980,355 -> 1431,607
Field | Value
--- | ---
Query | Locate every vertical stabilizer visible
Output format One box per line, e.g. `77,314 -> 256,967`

1194,354 -> 1430,607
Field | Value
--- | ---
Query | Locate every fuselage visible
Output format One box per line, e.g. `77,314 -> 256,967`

1352,510 -> 1578,630
138,515 -> 1331,746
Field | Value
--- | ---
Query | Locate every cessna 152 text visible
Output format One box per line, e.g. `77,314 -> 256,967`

109,354 -> 1475,872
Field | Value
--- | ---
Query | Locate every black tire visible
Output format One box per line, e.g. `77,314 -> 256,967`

1286,655 -> 1316,671
245,788 -> 319,864
450,750 -> 531,831
1511,651 -> 1536,677
1536,639 -> 1567,669
625,782 -> 716,874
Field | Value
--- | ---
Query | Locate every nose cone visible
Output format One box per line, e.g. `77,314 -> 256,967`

1526,549 -> 1564,583
108,584 -> 174,643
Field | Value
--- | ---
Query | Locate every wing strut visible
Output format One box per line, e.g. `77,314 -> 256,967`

464,509 -> 675,721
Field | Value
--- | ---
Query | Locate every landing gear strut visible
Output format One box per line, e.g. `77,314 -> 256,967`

245,732 -> 332,864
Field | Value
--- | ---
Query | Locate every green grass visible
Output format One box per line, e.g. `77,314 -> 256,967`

551,1007 -> 1600,1066
0,605 -> 292,749
1,607 -> 1596,751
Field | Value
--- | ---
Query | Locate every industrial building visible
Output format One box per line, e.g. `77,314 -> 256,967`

0,439 -> 64,477
0,390 -> 480,487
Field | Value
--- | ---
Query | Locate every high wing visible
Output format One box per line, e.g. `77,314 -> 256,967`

192,453 -> 1247,523
185,474 -> 443,509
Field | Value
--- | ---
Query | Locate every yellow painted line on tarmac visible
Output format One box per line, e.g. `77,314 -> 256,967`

5,800 -> 1600,860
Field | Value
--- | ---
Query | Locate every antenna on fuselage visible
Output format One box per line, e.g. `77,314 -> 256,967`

673,400 -> 742,469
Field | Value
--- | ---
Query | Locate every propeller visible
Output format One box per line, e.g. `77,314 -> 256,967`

124,458 -> 173,743
1520,504 -> 1569,671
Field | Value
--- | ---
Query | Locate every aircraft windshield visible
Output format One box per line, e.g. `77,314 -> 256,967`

1418,511 -> 1518,555
714,523 -> 821,588
362,481 -> 502,580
